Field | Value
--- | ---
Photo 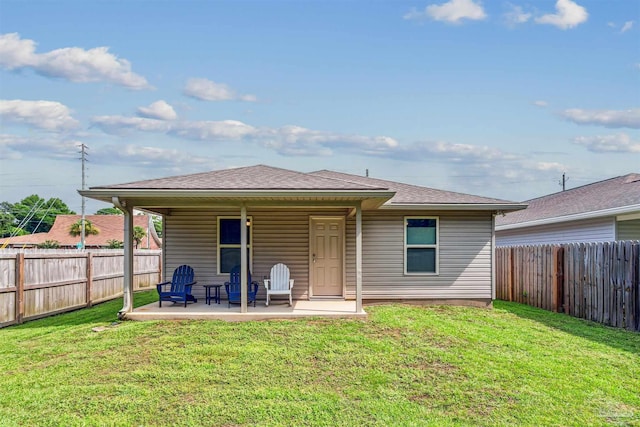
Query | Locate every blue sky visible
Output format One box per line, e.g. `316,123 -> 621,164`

1,0 -> 638,214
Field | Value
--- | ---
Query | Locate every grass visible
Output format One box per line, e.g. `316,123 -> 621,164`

1,292 -> 639,426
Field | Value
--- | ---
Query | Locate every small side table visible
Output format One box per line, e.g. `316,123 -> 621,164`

203,284 -> 222,305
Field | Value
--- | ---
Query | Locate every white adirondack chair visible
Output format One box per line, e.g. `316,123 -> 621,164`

263,263 -> 294,306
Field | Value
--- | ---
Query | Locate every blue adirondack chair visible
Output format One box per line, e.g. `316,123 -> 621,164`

156,265 -> 197,307
224,265 -> 259,307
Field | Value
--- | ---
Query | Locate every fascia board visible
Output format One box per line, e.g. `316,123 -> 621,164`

78,189 -> 396,201
379,203 -> 528,211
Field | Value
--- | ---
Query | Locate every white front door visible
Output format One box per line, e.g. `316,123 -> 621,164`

310,217 -> 344,297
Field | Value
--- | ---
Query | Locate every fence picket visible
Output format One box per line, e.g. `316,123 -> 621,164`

0,250 -> 161,327
497,241 -> 639,332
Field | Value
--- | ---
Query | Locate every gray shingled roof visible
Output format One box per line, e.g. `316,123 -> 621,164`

87,164 -> 522,208
496,173 -> 640,227
310,170 -> 517,205
94,165 -> 386,191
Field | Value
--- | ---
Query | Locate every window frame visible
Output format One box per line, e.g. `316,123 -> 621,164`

404,216 -> 439,276
217,216 -> 253,275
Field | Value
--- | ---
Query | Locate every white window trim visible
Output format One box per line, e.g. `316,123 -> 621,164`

404,216 -> 439,276
217,216 -> 253,275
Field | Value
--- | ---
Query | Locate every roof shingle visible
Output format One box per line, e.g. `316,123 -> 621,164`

310,170 -> 517,205
496,173 -> 640,226
95,165 -> 386,191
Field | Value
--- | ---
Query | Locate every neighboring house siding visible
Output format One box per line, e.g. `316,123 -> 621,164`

617,219 -> 640,240
496,217 -> 615,246
165,208 -> 493,301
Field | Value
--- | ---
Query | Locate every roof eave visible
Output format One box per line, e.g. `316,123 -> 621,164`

495,203 -> 640,231
380,203 -> 528,211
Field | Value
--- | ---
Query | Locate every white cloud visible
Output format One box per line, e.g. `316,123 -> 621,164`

561,108 -> 640,129
259,126 -> 398,156
90,112 -> 400,157
404,0 -> 487,24
96,144 -> 213,168
88,111 -> 569,188
0,99 -> 79,131
136,100 -> 177,121
169,120 -> 257,140
90,115 -> 171,134
533,100 -> 548,108
573,133 -> 640,153
358,140 -> 567,193
620,21 -> 634,33
91,115 -> 257,140
535,0 -> 588,30
0,33 -> 151,90
0,133 -> 81,160
504,4 -> 532,27
0,132 -> 214,172
183,78 -> 257,102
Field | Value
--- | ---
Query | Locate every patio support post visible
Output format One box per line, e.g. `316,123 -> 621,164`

356,202 -> 363,313
240,204 -> 248,313
113,197 -> 134,318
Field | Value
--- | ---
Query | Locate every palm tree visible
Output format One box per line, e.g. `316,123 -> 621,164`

106,239 -> 123,249
38,240 -> 60,249
69,220 -> 100,237
133,226 -> 146,249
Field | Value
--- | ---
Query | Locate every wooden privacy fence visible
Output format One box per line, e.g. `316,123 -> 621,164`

0,249 -> 162,327
496,241 -> 640,332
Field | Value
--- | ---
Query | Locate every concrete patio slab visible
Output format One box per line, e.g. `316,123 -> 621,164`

125,299 -> 367,321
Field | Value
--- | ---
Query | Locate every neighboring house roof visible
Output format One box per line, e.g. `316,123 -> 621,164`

81,165 -> 525,212
0,215 -> 161,249
496,173 -> 640,230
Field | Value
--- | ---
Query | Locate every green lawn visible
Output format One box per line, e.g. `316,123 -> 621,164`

1,292 -> 639,426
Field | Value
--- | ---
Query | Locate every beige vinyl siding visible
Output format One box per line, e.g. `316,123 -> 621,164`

164,208 -> 493,301
164,208 -> 349,301
616,218 -> 640,240
348,211 -> 493,300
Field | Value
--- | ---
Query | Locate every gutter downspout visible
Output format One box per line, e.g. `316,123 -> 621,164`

491,212 -> 497,302
113,196 -> 134,319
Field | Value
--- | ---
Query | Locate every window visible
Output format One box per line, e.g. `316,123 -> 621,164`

217,217 -> 252,274
404,217 -> 438,274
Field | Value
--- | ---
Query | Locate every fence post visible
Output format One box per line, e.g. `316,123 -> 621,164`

551,246 -> 561,313
86,252 -> 93,308
508,247 -> 514,302
15,253 -> 24,324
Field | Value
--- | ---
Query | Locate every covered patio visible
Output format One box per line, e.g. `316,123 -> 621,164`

80,166 -> 395,320
127,299 -> 365,321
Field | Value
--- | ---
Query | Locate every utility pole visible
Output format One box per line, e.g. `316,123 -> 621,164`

559,172 -> 569,191
79,144 -> 88,250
